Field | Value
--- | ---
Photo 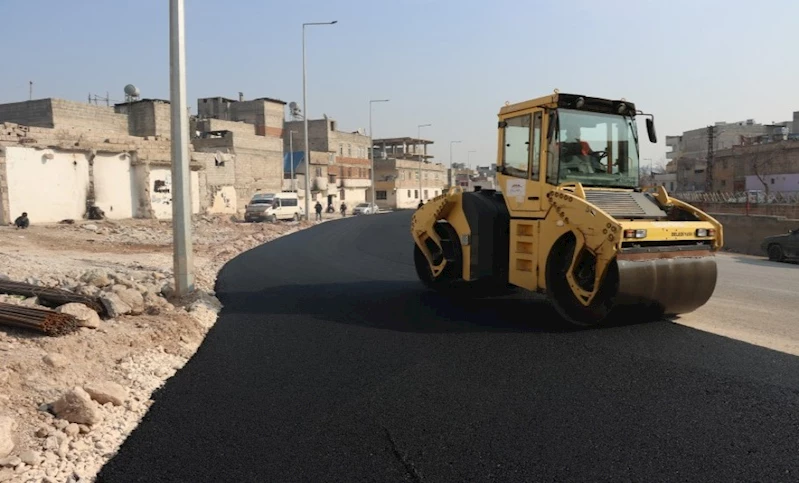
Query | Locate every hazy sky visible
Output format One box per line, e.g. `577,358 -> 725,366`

4,0 -> 798,171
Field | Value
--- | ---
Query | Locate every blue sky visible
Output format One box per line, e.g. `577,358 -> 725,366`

4,0 -> 798,170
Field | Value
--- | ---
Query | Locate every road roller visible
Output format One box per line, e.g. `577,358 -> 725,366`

411,92 -> 723,327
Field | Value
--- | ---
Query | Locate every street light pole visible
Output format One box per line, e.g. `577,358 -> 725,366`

369,99 -> 389,212
417,123 -> 431,201
302,20 -> 337,220
169,0 -> 194,296
449,140 -> 461,187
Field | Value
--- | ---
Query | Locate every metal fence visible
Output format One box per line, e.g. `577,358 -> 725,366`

672,191 -> 799,204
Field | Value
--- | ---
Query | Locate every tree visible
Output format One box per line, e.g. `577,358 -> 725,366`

748,143 -> 787,197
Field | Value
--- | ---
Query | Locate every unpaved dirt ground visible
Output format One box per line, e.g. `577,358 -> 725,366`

0,215 -> 317,483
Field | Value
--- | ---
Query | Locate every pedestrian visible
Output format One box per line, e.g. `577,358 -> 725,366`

14,212 -> 29,229
340,201 -> 347,217
418,200 -> 424,209
315,201 -> 323,221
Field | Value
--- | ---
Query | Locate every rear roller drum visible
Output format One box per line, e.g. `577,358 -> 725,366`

546,237 -> 618,328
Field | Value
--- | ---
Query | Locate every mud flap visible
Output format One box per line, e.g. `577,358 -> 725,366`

614,250 -> 718,315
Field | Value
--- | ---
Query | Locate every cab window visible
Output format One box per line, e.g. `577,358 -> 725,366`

502,114 -> 532,178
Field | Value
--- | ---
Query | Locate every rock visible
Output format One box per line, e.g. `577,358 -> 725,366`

64,423 -> 80,437
51,387 -> 101,425
82,224 -> 98,232
0,416 -> 17,458
42,353 -> 69,369
55,303 -> 100,329
160,283 -> 176,299
0,455 -> 19,467
54,420 -> 68,430
35,427 -> 49,438
83,381 -> 126,406
80,269 -> 110,288
0,468 -> 12,482
99,293 -> 131,318
18,450 -> 40,466
0,274 -> 8,282
116,289 -> 144,315
0,370 -> 9,384
77,425 -> 90,434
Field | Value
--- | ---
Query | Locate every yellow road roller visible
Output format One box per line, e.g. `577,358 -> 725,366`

411,92 -> 723,327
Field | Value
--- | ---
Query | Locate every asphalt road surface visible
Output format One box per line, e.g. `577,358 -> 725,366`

97,212 -> 799,483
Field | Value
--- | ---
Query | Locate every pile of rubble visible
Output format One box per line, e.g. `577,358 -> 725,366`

0,215 -> 317,482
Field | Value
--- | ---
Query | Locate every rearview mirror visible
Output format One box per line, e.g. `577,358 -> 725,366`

646,118 -> 657,143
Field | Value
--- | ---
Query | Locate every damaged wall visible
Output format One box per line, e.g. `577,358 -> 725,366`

4,146 -> 90,223
147,168 -> 201,219
93,153 -> 138,219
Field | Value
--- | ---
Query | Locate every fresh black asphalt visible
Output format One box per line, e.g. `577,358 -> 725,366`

97,211 -> 799,482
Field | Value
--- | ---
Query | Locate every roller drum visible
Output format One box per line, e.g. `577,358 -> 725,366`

614,250 -> 718,315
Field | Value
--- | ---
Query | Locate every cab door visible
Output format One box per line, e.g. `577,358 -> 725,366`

498,109 -> 544,214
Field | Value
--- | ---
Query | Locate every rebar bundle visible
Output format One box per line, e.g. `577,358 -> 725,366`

0,303 -> 80,336
0,280 -> 104,315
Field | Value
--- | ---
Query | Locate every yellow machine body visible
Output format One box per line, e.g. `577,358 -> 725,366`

411,92 -> 723,326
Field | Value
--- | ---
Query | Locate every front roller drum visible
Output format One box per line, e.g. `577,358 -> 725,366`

614,250 -> 718,316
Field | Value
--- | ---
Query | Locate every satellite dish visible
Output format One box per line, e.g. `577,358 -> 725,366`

124,84 -> 140,97
289,101 -> 297,110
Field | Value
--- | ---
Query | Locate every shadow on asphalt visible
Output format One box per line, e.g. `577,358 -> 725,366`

216,281 -> 660,334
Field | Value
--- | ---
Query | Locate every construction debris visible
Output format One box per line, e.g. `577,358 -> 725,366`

0,280 -> 104,315
0,303 -> 80,336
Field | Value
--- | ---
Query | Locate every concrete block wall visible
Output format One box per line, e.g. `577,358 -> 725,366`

50,99 -> 129,135
195,118 -> 255,137
195,151 -> 236,187
0,99 -> 55,128
116,101 -> 172,138
713,213 -> 799,256
284,119 -> 330,152
232,149 -> 283,210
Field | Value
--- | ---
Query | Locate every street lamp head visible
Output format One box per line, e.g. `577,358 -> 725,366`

419,123 -> 432,128
330,20 -> 338,24
371,99 -> 390,103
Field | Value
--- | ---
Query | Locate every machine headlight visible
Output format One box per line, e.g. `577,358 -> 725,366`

623,229 -> 647,239
696,228 -> 716,237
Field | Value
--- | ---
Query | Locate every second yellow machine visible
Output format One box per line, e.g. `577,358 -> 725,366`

411,92 -> 723,327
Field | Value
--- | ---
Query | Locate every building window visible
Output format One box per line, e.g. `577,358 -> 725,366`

315,167 -> 322,176
376,190 -> 387,200
407,190 -> 411,198
339,144 -> 343,156
424,190 -> 429,199
341,189 -> 345,200
414,190 -> 419,199
348,144 -> 352,156
347,167 -> 353,177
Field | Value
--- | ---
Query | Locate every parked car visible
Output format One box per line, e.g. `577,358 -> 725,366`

352,202 -> 379,215
245,192 -> 304,223
761,228 -> 799,262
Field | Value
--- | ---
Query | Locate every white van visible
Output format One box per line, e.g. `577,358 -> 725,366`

245,192 -> 304,223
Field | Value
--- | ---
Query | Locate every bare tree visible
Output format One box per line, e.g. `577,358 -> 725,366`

748,144 -> 786,197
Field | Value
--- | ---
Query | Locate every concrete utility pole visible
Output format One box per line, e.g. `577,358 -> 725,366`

417,123 -> 431,200
369,99 -> 389,210
169,0 -> 194,296
289,130 -> 298,191
449,140 -> 461,187
302,20 -> 338,219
